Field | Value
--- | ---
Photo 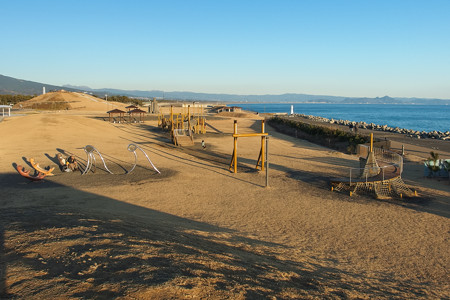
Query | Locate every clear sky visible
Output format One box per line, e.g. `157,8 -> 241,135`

1,0 -> 449,98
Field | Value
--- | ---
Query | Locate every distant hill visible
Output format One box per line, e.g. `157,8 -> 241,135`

0,74 -> 81,95
64,84 -> 348,103
341,96 -> 400,104
340,95 -> 450,105
2,74 -> 450,104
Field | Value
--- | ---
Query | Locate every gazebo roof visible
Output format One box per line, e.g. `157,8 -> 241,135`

125,105 -> 138,109
128,108 -> 146,114
107,109 -> 126,114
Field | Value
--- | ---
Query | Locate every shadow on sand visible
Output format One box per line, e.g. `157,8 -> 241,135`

0,171 -> 432,299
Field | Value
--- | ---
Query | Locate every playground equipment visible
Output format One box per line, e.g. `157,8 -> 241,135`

229,120 -> 268,173
330,134 -> 416,199
16,165 -> 46,181
29,158 -> 55,176
81,144 -> 160,175
172,128 -> 194,146
158,105 -> 206,145
127,143 -> 160,174
82,145 -> 113,175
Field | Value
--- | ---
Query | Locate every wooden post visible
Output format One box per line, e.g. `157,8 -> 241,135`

370,133 -> 373,153
265,135 -> 269,187
170,105 -> 174,133
188,105 -> 191,131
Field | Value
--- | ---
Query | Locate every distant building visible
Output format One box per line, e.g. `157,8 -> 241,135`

211,105 -> 242,113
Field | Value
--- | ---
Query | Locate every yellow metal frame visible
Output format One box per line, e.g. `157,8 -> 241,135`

229,120 -> 268,173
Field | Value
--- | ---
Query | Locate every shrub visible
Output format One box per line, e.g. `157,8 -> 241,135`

268,116 -> 370,153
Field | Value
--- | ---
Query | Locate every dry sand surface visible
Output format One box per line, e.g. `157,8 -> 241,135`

0,95 -> 449,299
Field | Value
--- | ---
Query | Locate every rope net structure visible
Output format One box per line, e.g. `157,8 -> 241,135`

330,146 -> 415,199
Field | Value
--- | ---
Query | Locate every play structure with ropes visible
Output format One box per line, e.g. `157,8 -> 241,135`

330,133 -> 417,199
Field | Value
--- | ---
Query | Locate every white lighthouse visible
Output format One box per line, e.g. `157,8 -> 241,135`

290,105 -> 294,115
43,87 -> 46,95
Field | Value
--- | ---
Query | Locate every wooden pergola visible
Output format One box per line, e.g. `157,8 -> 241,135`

125,105 -> 138,112
128,108 -> 147,123
107,108 -> 126,123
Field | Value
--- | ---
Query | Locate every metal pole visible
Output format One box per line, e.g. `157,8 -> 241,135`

266,136 -> 269,187
234,120 -> 238,173
261,120 -> 265,171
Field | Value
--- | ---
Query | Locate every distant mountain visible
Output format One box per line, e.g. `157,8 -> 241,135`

340,95 -> 450,105
0,74 -> 81,95
2,74 -> 450,104
63,84 -> 347,103
341,96 -> 400,104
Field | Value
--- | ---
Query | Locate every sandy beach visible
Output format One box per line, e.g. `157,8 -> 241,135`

0,93 -> 449,299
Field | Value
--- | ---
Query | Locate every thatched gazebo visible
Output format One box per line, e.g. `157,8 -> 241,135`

107,108 -> 126,123
128,108 -> 146,123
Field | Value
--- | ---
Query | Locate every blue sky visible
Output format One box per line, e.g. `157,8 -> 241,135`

1,0 -> 449,98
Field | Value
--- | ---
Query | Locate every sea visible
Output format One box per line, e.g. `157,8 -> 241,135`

230,103 -> 450,133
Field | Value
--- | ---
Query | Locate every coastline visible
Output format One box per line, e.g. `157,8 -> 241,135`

263,113 -> 450,162
234,103 -> 450,133
293,113 -> 450,140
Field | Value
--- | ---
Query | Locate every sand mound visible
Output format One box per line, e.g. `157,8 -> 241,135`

15,91 -> 129,112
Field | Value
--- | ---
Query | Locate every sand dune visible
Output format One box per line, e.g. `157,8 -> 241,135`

0,108 -> 448,298
14,91 -> 130,112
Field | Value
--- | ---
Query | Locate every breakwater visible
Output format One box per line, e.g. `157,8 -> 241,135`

294,114 -> 450,141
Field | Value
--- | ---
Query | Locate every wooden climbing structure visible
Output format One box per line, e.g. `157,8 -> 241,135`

158,105 -> 206,146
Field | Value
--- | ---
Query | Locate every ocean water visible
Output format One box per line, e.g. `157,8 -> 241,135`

231,103 -> 450,133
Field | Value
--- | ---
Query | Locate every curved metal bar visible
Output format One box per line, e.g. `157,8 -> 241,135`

126,143 -> 160,174
127,150 -> 139,174
81,150 -> 93,175
94,148 -> 113,174
82,145 -> 113,175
